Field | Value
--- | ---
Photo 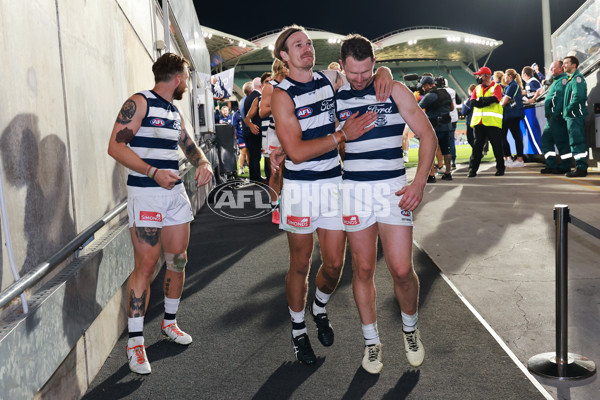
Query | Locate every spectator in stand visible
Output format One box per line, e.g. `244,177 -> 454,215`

522,66 -> 543,104
501,69 -> 525,168
218,105 -> 232,124
461,84 -> 476,147
532,63 -> 545,82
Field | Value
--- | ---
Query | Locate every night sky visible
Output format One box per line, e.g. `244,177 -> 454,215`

194,0 -> 587,72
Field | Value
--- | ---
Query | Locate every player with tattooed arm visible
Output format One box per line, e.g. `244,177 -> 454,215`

107,53 -> 213,374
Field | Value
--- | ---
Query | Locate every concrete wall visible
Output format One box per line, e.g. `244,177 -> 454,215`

0,0 -> 211,398
0,0 -> 200,298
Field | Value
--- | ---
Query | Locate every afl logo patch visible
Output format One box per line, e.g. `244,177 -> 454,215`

339,110 -> 351,120
297,107 -> 313,119
401,210 -> 411,217
561,78 -> 567,85
576,76 -> 582,83
150,118 -> 165,127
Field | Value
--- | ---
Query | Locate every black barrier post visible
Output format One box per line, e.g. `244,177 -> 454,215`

527,205 -> 596,380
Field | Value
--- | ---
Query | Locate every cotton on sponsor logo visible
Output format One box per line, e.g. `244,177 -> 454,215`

339,110 -> 351,120
296,107 -> 313,119
343,215 -> 360,225
287,216 -> 310,227
140,211 -> 163,222
150,118 -> 165,127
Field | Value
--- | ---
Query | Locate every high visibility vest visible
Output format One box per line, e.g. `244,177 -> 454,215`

470,83 -> 503,128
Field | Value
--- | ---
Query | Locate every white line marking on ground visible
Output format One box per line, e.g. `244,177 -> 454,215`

414,241 -> 554,400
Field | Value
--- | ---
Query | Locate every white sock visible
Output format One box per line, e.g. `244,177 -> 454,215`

402,311 -> 418,332
362,322 -> 380,346
312,288 -> 331,315
128,316 -> 144,345
164,297 -> 180,325
289,307 -> 307,337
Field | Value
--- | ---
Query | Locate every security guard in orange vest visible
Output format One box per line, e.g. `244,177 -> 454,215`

468,66 -> 505,177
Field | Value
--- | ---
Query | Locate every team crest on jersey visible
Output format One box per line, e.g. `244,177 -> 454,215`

297,107 -> 313,118
328,110 -> 335,123
374,115 -> 387,127
576,77 -> 582,83
339,110 -> 351,120
561,78 -> 567,85
150,118 -> 165,127
173,120 -> 181,131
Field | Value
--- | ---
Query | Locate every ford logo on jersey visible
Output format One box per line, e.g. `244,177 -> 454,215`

339,110 -> 351,120
150,118 -> 165,127
296,107 -> 313,118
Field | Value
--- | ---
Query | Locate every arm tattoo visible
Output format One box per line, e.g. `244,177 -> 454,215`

129,289 -> 147,317
116,99 -> 136,124
135,227 -> 160,246
179,128 -> 202,167
115,127 -> 135,144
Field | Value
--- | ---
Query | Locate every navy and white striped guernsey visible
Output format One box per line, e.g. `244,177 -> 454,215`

266,79 -> 280,139
277,71 -> 341,181
336,81 -> 406,181
127,90 -> 182,192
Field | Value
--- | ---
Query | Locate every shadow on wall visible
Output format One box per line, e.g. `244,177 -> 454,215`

0,114 -> 76,284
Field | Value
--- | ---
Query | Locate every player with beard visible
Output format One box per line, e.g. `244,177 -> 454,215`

108,52 -> 213,374
336,34 -> 436,373
270,25 -> 393,365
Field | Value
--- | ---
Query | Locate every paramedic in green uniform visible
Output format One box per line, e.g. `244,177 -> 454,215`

563,56 -> 588,177
540,60 -> 572,174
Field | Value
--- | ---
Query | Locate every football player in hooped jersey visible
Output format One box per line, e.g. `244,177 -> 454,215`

107,53 -> 213,375
336,34 -> 437,374
270,24 -> 393,366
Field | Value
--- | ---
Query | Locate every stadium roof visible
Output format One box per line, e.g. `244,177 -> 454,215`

202,26 -> 502,71
373,26 -> 502,66
200,26 -> 258,69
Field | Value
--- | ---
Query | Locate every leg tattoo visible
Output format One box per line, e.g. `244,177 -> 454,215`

135,227 -> 160,247
129,289 -> 147,318
164,278 -> 171,297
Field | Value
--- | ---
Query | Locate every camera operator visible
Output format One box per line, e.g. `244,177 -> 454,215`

418,76 -> 454,181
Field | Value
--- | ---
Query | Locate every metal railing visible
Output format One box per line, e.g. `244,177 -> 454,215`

0,201 -> 127,311
527,205 -> 597,380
